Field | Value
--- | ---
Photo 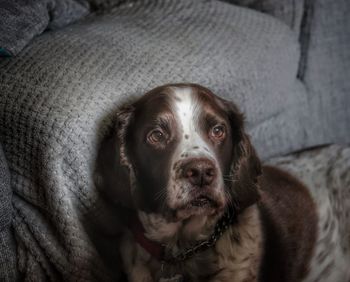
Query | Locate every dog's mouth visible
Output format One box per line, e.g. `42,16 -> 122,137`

190,195 -> 218,208
173,192 -> 225,220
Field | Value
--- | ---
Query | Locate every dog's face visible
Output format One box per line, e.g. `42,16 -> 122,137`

112,84 -> 261,222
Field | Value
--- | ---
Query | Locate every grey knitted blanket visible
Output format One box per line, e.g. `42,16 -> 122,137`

0,0 -> 91,56
0,0 -> 349,280
0,144 -> 17,281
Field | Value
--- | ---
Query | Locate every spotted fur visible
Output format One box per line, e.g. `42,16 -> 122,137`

268,145 -> 350,282
96,83 -> 319,282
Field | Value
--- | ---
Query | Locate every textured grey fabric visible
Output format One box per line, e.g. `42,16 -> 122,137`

222,0 -> 305,34
0,144 -> 11,229
0,1 -> 306,280
229,0 -> 350,146
0,228 -> 18,282
0,144 -> 18,281
301,0 -> 350,145
0,0 -> 90,56
268,145 -> 350,281
87,0 -> 127,10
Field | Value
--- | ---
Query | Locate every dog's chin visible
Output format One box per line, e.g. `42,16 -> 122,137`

174,195 -> 225,221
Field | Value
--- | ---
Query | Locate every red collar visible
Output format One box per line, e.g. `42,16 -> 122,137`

128,215 -> 165,261
126,208 -> 237,263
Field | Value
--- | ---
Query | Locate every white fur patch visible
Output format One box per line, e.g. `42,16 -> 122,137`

165,87 -> 224,210
126,205 -> 262,282
172,87 -> 213,160
139,211 -> 181,242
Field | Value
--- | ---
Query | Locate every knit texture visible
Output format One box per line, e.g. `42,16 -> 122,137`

229,0 -> 350,146
301,0 -> 350,145
222,0 -> 305,34
0,0 -> 90,56
0,144 -> 11,229
0,144 -> 18,281
0,0 -> 348,280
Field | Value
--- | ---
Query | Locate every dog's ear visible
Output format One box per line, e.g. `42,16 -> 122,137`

223,101 -> 262,212
95,105 -> 136,208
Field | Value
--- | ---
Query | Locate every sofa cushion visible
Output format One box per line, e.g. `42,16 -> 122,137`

227,0 -> 350,149
0,0 -> 326,280
300,0 -> 350,146
222,0 -> 305,35
0,0 -> 304,159
0,0 -> 90,56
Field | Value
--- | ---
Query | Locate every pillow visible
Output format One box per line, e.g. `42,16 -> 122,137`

0,0 -> 90,56
221,0 -> 305,35
301,0 -> 350,147
226,0 -> 350,152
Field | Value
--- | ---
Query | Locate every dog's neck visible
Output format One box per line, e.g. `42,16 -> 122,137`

127,205 -> 263,282
137,211 -> 222,246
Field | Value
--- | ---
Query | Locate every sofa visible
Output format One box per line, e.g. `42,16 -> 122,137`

0,0 -> 349,281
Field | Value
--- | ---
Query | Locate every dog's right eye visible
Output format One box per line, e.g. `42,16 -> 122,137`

210,124 -> 226,141
147,129 -> 167,145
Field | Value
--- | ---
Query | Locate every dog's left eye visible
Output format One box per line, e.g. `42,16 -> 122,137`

147,129 -> 167,144
210,125 -> 226,140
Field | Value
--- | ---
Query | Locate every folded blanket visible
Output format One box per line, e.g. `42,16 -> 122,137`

0,0 -> 90,56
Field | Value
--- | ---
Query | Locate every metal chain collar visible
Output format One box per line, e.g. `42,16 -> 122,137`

161,209 -> 238,265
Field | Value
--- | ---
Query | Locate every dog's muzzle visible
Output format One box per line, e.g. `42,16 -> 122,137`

181,157 -> 217,188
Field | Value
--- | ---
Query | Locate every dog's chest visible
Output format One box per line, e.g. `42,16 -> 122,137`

147,231 -> 260,282
146,207 -> 263,282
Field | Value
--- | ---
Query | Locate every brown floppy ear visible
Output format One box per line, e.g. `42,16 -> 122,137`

94,105 -> 136,208
224,101 -> 262,213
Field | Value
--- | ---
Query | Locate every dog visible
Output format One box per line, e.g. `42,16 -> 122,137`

96,83 -> 318,282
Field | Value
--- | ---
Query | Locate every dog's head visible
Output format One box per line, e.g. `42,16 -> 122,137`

98,84 -> 261,224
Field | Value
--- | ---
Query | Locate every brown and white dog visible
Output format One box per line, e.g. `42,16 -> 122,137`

96,83 -> 317,282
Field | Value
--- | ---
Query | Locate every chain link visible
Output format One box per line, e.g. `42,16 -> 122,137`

162,209 -> 237,264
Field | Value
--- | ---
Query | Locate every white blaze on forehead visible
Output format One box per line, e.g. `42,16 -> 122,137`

173,87 -> 196,135
166,86 -> 225,210
171,87 -> 213,159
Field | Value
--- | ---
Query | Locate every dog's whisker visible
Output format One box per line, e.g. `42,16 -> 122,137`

154,188 -> 167,201
159,196 -> 169,215
223,178 -> 238,182
224,185 -> 239,211
154,192 -> 166,201
224,189 -> 235,210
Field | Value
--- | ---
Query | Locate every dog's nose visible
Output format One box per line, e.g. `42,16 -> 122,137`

182,158 -> 216,187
